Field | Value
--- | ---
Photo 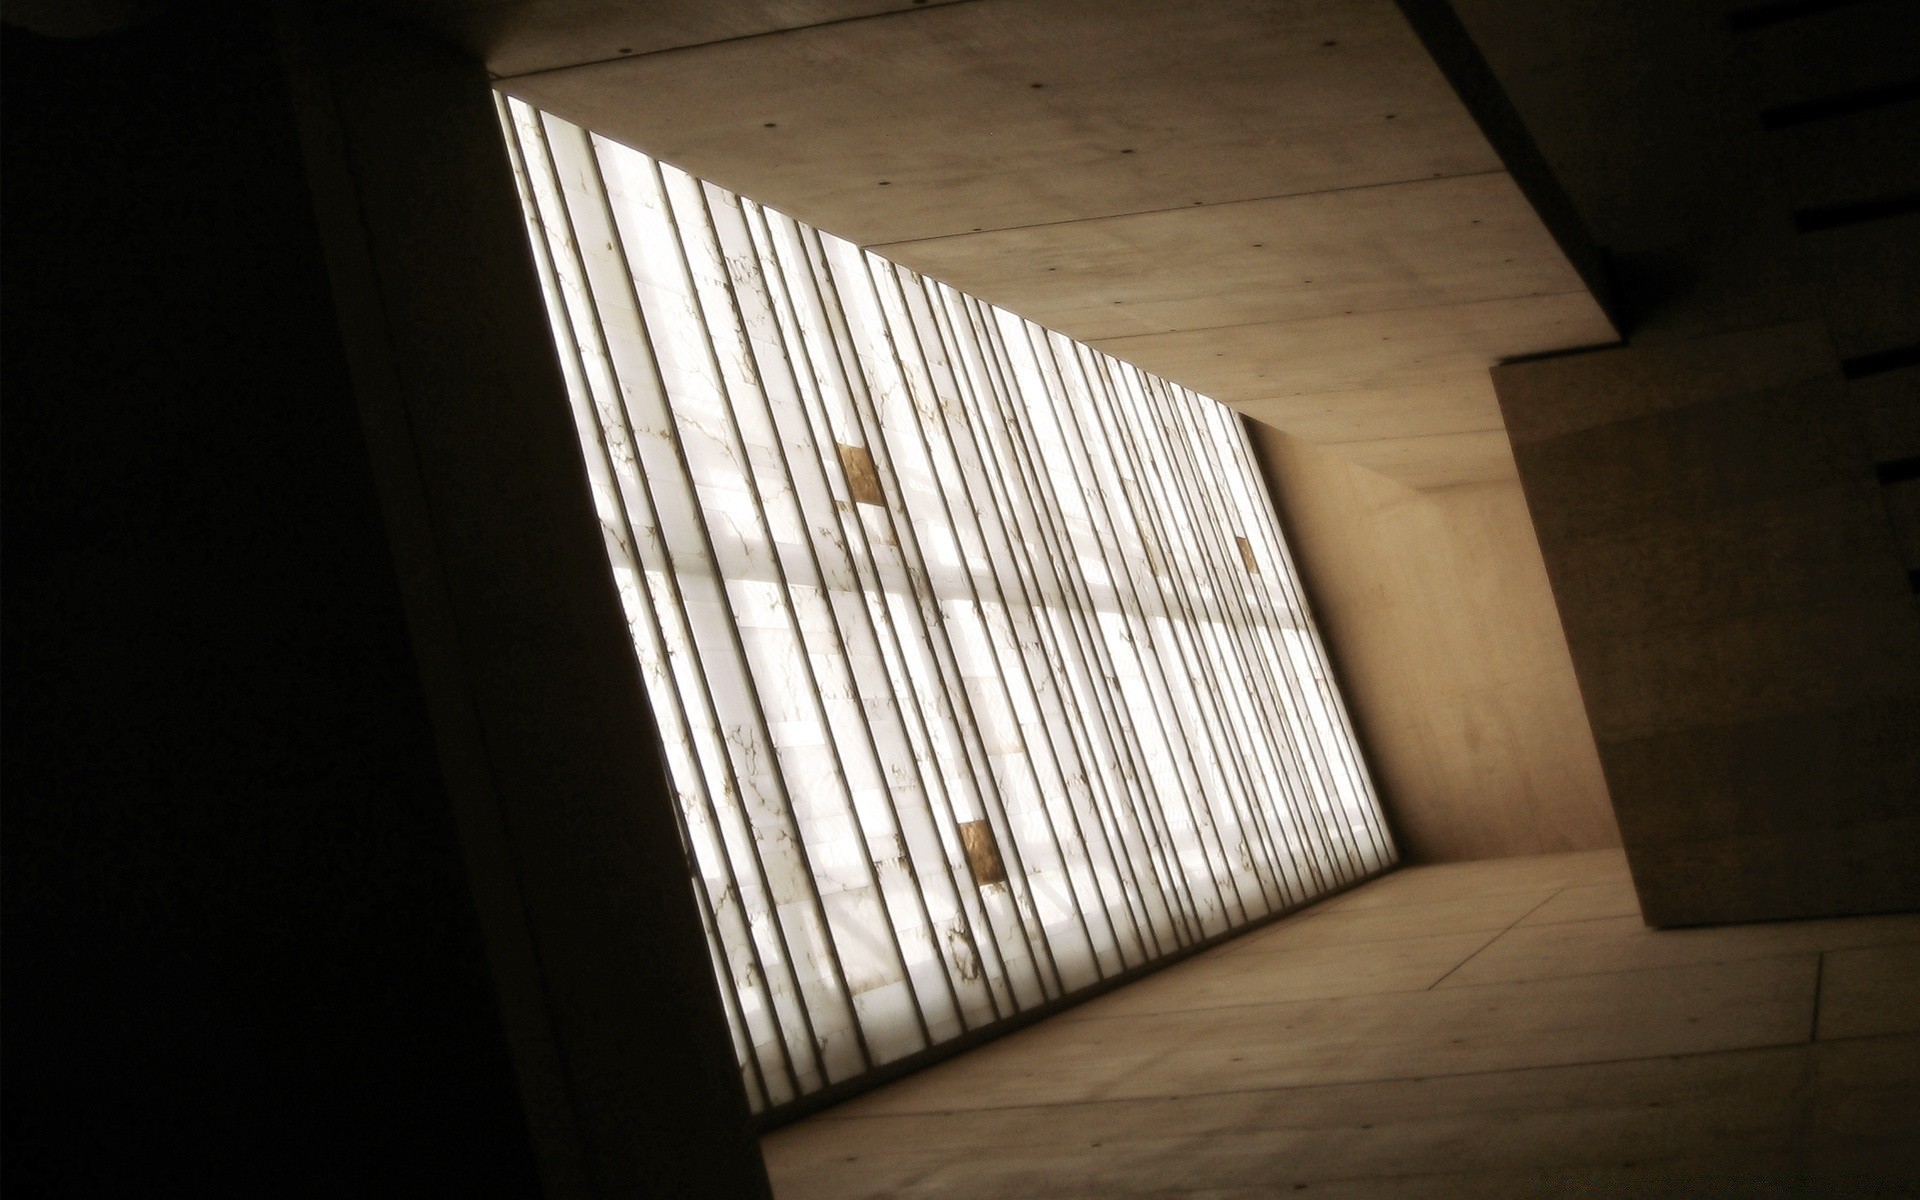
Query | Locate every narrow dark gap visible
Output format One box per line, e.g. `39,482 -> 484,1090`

1760,79 -> 1920,130
1839,344 -> 1920,380
1808,951 -> 1826,1042
1792,192 -> 1920,233
1728,0 -> 1885,32
1874,456 -> 1920,486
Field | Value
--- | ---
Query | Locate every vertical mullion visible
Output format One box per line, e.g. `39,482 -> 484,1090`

1193,389 -> 1368,881
741,200 -> 1013,1026
967,299 -> 1205,944
1028,328 -> 1253,927
1128,370 -> 1344,894
1136,378 -> 1367,883
734,195 -> 1005,1033
753,211 -> 1021,1022
1060,340 -> 1295,918
1009,317 -> 1239,937
963,297 -> 1205,949
1212,402 -> 1391,867
1138,373 -> 1359,885
506,102 -> 1400,1114
877,263 -> 1149,973
579,147 -> 860,1075
798,227 -> 1066,1002
517,106 -> 813,1101
946,292 -> 1188,955
914,276 -> 1166,968
523,109 -> 815,1100
1003,316 -> 1235,941
499,101 -> 779,1111
1079,350 -> 1314,908
1114,363 -> 1336,897
1169,388 -> 1371,880
1214,406 -> 1395,869
832,244 -> 1112,989
871,261 -> 1139,978
685,180 -> 955,1050
632,151 -> 878,1077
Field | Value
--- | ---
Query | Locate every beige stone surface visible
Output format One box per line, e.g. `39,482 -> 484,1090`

1045,931 -> 1489,1020
1514,878 -> 1643,926
1245,887 -> 1551,950
390,0 -> 974,78
1329,430 -> 1521,492
763,852 -> 1920,1197
1850,371 -> 1920,462
1098,291 -> 1608,416
1620,812 -> 1920,930
877,172 -> 1579,340
1809,1034 -> 1920,1183
1537,483 -> 1908,648
825,952 -> 1813,1118
1317,848 -> 1630,910
1250,426 -> 1618,863
498,0 -> 1496,242
1495,322 -> 1836,448
1817,942 -> 1920,1042
465,0 -> 1617,489
1234,372 -> 1504,445
1457,0 -> 1919,929
1497,322 -> 1920,924
1441,912 -> 1920,989
1570,596 -> 1920,746
1512,374 -> 1867,544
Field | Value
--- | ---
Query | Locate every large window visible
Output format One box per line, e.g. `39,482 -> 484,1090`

500,98 -> 1395,1116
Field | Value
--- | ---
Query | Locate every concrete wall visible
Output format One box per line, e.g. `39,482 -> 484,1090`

1249,424 -> 1618,863
474,0 -> 1614,492
1455,0 -> 1920,925
1496,330 -> 1920,926
4,8 -> 774,1195
1,13 -> 539,1193
284,10 -> 774,1194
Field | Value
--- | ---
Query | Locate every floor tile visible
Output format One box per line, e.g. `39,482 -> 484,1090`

1057,931 -> 1488,1020
833,955 -> 1817,1115
1516,878 -> 1645,926
763,851 -> 1919,1199
1239,887 -> 1555,951
1312,849 -> 1630,915
1804,1033 -> 1920,1187
768,1047 -> 1821,1199
1817,942 -> 1920,1041
1440,912 -> 1920,989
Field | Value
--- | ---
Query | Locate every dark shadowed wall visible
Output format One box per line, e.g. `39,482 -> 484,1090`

2,8 -> 773,1196
1455,0 -> 1920,924
1,12 -> 539,1194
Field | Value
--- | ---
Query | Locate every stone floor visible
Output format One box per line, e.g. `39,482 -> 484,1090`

762,849 -> 1920,1197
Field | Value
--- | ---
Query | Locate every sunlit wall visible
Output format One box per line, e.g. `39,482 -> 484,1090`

500,97 -> 1395,1116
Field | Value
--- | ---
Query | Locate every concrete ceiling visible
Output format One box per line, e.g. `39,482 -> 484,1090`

399,0 -> 1618,489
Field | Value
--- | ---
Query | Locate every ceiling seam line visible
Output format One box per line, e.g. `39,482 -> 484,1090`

490,0 -> 996,81
1085,289 -> 1591,344
1318,428 -> 1509,444
864,169 -> 1512,247
794,1036 -> 1822,1122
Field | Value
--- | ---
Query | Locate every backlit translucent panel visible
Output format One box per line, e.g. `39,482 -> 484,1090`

500,97 -> 1396,1116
